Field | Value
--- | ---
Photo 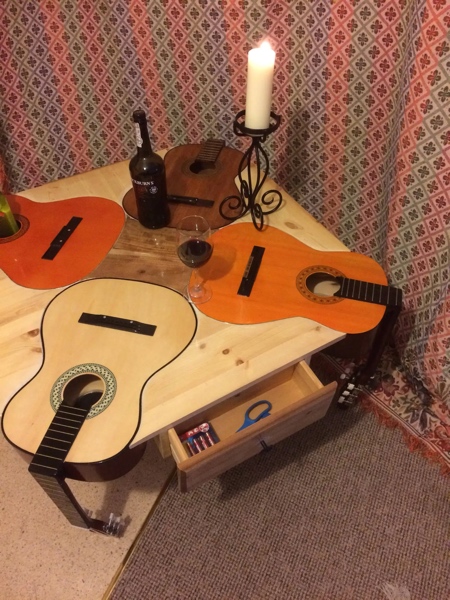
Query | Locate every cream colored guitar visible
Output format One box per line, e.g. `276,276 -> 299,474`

1,278 -> 197,535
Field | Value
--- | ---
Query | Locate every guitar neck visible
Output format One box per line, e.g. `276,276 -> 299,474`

193,139 -> 225,169
29,404 -> 120,535
336,277 -> 402,307
336,284 -> 403,408
31,470 -> 93,529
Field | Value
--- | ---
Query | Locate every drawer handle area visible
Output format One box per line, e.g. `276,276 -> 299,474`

260,440 -> 272,452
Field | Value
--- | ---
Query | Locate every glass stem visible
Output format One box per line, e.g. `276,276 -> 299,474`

191,268 -> 202,292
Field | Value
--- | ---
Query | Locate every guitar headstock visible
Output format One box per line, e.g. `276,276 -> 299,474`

336,372 -> 361,408
336,367 -> 377,408
85,510 -> 123,537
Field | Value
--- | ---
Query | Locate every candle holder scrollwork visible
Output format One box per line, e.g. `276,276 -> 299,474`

219,110 -> 283,231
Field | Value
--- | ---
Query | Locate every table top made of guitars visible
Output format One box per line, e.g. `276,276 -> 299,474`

1,152 -> 347,447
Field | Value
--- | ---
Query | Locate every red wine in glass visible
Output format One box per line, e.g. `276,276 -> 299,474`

176,215 -> 214,304
177,239 -> 213,268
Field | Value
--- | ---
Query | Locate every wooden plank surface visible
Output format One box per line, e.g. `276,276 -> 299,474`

0,154 -> 347,447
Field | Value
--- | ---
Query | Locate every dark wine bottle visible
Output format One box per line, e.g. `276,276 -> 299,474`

129,109 -> 170,229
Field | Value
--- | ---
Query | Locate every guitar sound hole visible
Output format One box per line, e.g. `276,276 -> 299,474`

306,273 -> 341,297
63,374 -> 105,411
0,219 -> 21,239
189,161 -> 203,174
0,214 -> 29,243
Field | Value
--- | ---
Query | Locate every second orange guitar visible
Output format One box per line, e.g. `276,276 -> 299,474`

0,194 -> 125,289
195,223 -> 401,334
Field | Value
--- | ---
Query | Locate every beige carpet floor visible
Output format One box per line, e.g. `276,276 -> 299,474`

109,402 -> 450,600
0,434 -> 174,600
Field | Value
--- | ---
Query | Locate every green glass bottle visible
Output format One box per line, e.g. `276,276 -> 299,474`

0,192 -> 19,237
129,110 -> 170,229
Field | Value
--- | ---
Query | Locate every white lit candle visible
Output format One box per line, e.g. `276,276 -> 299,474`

245,41 -> 276,130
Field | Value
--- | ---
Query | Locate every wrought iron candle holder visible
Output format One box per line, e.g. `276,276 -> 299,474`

219,110 -> 282,230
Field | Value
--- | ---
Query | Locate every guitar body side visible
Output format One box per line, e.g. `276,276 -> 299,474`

11,437 -> 147,482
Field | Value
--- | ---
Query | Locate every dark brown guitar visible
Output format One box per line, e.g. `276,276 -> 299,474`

122,139 -> 244,229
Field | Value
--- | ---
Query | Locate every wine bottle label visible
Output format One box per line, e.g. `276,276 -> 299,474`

131,178 -> 160,195
131,177 -> 170,228
134,123 -> 143,148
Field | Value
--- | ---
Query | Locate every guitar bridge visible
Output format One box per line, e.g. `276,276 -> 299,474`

41,216 -> 83,260
237,245 -> 265,297
78,313 -> 156,336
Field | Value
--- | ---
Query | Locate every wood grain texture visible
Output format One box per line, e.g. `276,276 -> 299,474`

89,217 -> 189,292
0,156 -> 353,446
0,195 -> 125,289
195,223 -> 387,333
168,362 -> 336,492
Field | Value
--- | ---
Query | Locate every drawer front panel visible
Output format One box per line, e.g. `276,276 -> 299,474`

169,369 -> 336,492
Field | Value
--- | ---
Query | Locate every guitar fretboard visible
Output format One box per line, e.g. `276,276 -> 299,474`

29,404 -> 91,529
336,277 -> 402,307
30,404 -> 89,476
194,139 -> 225,169
29,403 -> 121,535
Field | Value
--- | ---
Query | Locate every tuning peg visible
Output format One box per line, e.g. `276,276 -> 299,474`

337,380 -> 360,408
104,513 -> 122,537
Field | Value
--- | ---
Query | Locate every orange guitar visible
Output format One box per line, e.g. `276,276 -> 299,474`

195,223 -> 401,334
0,194 -> 125,289
123,139 -> 244,229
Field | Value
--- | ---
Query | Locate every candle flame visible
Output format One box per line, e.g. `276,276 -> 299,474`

259,41 -> 272,52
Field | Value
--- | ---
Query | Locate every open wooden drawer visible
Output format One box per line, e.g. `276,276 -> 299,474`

167,360 -> 336,492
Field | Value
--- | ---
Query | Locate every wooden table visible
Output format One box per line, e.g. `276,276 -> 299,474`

1,153 -> 350,489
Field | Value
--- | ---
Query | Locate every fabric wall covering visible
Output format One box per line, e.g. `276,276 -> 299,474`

0,2 -> 448,416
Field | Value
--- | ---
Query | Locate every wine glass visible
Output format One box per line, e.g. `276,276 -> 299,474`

176,215 -> 214,304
